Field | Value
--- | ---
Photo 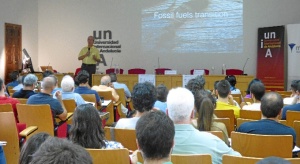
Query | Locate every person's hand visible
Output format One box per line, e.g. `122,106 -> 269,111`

228,95 -> 235,105
86,51 -> 90,57
55,91 -> 62,100
93,55 -> 98,61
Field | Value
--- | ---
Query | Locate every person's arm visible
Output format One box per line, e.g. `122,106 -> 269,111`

78,51 -> 90,60
111,88 -> 119,102
55,91 -> 67,120
92,48 -> 101,62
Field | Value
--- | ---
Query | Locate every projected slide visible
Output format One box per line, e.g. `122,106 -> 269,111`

142,0 -> 243,54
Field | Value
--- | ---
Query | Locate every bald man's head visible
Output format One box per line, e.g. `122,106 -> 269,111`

100,75 -> 111,86
42,77 -> 56,90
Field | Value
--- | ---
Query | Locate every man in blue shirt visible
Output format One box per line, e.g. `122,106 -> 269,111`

238,92 -> 296,147
282,81 -> 300,119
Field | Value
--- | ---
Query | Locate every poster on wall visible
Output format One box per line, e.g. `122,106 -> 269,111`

257,26 -> 285,91
287,24 -> 300,89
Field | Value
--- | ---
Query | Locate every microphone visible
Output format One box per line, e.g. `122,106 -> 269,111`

242,58 -> 249,75
110,57 -> 113,68
88,48 -> 90,51
158,57 -> 160,68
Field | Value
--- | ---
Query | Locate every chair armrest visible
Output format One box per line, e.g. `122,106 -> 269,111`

114,101 -> 121,106
19,126 -> 38,137
66,112 -> 73,120
126,98 -> 131,103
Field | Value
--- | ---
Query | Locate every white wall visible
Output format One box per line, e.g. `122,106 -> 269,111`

0,0 -> 38,80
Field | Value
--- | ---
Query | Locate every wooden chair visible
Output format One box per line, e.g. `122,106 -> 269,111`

0,112 -> 37,164
104,127 -> 137,151
293,121 -> 300,147
80,94 -> 99,109
240,102 -> 251,109
213,118 -> 232,137
231,132 -> 293,158
0,103 -> 13,112
236,118 -> 257,129
286,111 -> 300,127
222,155 -> 300,164
8,88 -> 16,96
86,148 -> 130,164
243,97 -> 253,103
214,110 -> 235,135
207,131 -> 224,140
279,120 -> 287,125
98,91 -> 114,125
17,104 -> 71,137
137,151 -> 212,164
232,94 -> 242,105
98,91 -> 124,122
115,88 -> 131,115
62,99 -> 76,113
16,98 -> 27,104
240,110 -> 261,120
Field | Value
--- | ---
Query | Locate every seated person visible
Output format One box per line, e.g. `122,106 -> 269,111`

54,75 -> 86,107
12,75 -> 24,91
167,87 -> 241,164
216,80 -> 241,118
244,78 -> 261,98
192,92 -> 230,146
30,137 -> 92,163
238,92 -> 296,148
41,70 -> 62,95
27,76 -> 68,124
13,74 -> 38,98
69,104 -> 123,149
6,71 -> 19,88
136,111 -> 174,164
19,132 -> 50,164
0,146 -> 5,164
284,80 -> 300,105
153,84 -> 168,113
225,75 -> 241,94
109,72 -> 131,99
115,82 -> 156,129
281,81 -> 300,120
242,82 -> 265,110
74,70 -> 101,106
186,75 -> 206,95
92,75 -> 128,115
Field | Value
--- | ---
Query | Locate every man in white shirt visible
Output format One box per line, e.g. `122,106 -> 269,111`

243,82 -> 265,110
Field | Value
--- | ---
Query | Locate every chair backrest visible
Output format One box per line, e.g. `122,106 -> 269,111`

86,148 -> 130,164
231,132 -> 293,158
236,118 -> 257,129
155,68 -> 171,75
207,131 -> 224,140
128,68 -> 146,74
0,103 -> 13,112
115,88 -> 126,107
214,110 -> 235,136
17,104 -> 55,136
286,111 -> 300,127
222,155 -> 300,164
213,118 -> 232,137
16,98 -> 28,104
226,69 -> 243,75
190,69 -> 209,75
104,127 -> 137,151
0,112 -> 20,164
293,121 -> 300,147
62,99 -> 77,113
137,151 -> 212,164
106,68 -> 124,74
8,88 -> 16,96
232,95 -> 242,105
240,110 -> 261,120
98,91 -> 113,101
171,154 -> 212,164
244,98 -> 253,103
80,94 -> 98,108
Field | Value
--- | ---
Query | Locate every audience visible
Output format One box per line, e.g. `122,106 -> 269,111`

19,132 -> 50,164
244,78 -> 261,98
115,82 -> 156,129
193,92 -> 230,146
30,137 -> 92,164
74,70 -> 101,106
6,71 -> 19,88
0,146 -> 5,164
153,84 -> 168,113
257,157 -> 291,164
54,75 -> 86,106
136,111 -> 174,164
238,92 -> 296,148
92,75 -> 128,115
186,75 -> 206,95
225,75 -> 241,94
109,72 -> 131,98
69,104 -> 123,149
216,80 -> 241,118
211,80 -> 219,100
12,75 -> 24,91
48,75 -> 62,95
167,87 -> 240,164
242,82 -> 265,110
284,80 -> 299,105
282,81 -> 300,120
13,74 -> 38,98
27,76 -> 68,123
0,77 -> 20,122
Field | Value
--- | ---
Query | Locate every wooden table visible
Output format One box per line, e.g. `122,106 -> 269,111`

92,74 -> 254,92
